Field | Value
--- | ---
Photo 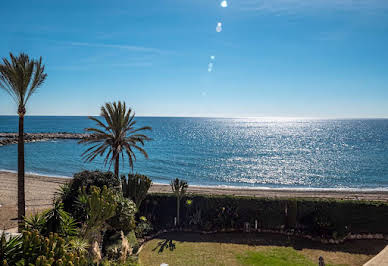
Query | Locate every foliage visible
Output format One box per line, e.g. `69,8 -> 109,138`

236,248 -> 316,266
81,185 -> 117,242
24,202 -> 77,238
170,178 -> 188,225
286,200 -> 298,229
107,194 -> 137,234
135,216 -> 153,238
24,212 -> 46,233
60,170 -> 120,221
78,101 -> 152,177
68,237 -> 90,255
0,232 -> 22,265
140,194 -> 388,236
0,53 -> 47,108
121,173 -> 152,208
2,231 -> 88,266
103,231 -> 138,262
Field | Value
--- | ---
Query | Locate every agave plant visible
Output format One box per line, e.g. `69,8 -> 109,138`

68,237 -> 89,255
170,178 -> 188,225
0,53 -> 47,232
79,101 -> 152,178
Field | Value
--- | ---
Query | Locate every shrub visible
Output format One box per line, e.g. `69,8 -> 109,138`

135,216 -> 153,238
24,202 -> 78,238
61,171 -> 120,220
0,232 -> 22,265
122,173 -> 152,208
140,193 -> 388,236
81,186 -> 117,241
107,194 -> 137,234
2,231 -> 88,265
103,231 -> 139,262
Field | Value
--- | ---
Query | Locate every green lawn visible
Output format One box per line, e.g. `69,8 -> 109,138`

138,232 -> 386,266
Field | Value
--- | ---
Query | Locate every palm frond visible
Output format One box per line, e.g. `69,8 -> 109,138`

79,101 -> 152,176
0,53 -> 47,111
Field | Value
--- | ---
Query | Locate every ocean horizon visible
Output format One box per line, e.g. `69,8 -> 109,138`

0,116 -> 387,190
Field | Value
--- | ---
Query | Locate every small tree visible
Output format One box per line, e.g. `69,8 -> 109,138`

122,173 -> 152,208
170,178 -> 188,226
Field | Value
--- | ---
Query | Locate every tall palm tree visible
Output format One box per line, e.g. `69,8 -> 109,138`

0,53 -> 47,232
79,101 -> 151,178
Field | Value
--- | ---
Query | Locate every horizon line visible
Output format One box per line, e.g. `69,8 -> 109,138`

0,114 -> 388,120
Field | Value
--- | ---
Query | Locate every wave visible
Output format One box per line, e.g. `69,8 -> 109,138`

0,169 -> 72,179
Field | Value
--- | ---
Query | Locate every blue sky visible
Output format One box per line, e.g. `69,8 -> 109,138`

0,0 -> 388,117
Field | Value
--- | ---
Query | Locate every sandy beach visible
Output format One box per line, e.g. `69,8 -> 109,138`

1,170 -> 388,229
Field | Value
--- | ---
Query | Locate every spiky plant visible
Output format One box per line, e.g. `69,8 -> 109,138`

24,212 -> 46,233
68,238 -> 89,255
0,232 -> 22,265
0,53 -> 47,232
79,101 -> 152,178
170,178 -> 188,225
121,173 -> 152,208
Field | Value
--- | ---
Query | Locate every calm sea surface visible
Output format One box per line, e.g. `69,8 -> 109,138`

0,116 -> 387,190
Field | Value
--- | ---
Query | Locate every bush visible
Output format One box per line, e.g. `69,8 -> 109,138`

24,201 -> 78,238
139,193 -> 388,237
60,171 -> 120,221
135,216 -> 153,238
0,232 -> 22,265
108,194 -> 137,234
1,231 -> 89,265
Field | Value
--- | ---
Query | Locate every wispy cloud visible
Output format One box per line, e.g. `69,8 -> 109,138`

51,62 -> 152,71
240,0 -> 388,14
67,41 -> 164,54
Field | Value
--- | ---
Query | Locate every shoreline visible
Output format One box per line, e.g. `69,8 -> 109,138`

1,170 -> 388,229
1,170 -> 388,202
1,169 -> 388,193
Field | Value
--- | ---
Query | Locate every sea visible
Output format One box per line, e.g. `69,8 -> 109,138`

0,116 -> 387,190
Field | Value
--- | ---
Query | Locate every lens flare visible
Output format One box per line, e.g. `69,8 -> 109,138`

216,22 -> 222,32
210,55 -> 215,60
220,0 -> 228,8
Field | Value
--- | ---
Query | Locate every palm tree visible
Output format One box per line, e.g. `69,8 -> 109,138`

79,101 -> 151,178
0,53 -> 47,232
171,178 -> 188,225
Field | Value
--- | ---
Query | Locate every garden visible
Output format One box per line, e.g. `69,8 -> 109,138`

2,169 -> 388,265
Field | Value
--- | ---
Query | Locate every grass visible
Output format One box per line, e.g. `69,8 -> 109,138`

138,232 -> 386,266
236,248 -> 316,266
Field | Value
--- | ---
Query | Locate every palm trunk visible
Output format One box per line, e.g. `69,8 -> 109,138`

114,157 -> 119,179
17,115 -> 25,232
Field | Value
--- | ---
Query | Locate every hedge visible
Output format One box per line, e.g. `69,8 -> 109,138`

139,193 -> 388,237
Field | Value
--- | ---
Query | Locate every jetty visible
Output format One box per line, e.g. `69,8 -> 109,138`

0,132 -> 89,146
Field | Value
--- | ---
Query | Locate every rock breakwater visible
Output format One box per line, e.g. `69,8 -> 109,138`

0,133 -> 89,146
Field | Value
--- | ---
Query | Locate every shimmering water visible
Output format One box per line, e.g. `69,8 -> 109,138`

0,116 -> 387,189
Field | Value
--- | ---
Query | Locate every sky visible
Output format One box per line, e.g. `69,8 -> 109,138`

0,0 -> 388,118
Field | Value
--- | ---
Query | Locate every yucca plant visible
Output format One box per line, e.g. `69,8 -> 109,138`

0,53 -> 47,232
170,178 -> 188,225
0,232 -> 22,265
24,212 -> 47,233
79,101 -> 152,178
